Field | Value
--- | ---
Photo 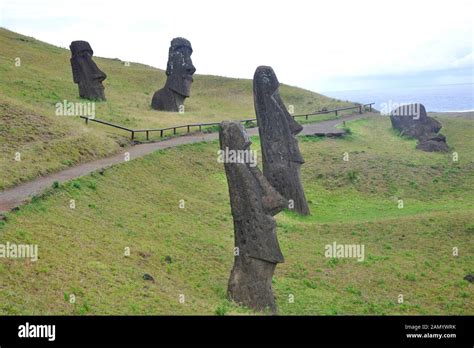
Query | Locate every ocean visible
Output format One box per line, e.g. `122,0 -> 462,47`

323,83 -> 474,113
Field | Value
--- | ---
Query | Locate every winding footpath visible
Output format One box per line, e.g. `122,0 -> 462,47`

0,113 -> 372,212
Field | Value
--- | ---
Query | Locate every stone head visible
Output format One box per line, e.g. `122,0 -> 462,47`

253,66 -> 302,135
219,121 -> 252,152
70,40 -> 106,100
253,66 -> 303,163
165,37 -> 196,97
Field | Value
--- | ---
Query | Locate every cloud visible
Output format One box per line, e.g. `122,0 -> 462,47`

1,0 -> 473,91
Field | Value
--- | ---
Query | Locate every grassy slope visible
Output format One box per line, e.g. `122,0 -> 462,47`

0,101 -> 120,190
0,115 -> 472,315
0,27 -> 353,189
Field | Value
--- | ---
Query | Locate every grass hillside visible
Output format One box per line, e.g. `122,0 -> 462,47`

0,100 -> 119,190
0,115 -> 472,315
0,27 -> 354,189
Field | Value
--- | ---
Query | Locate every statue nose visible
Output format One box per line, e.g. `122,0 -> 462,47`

187,65 -> 196,75
94,70 -> 106,81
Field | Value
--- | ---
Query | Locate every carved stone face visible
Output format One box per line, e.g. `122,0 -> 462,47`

253,66 -> 310,216
165,38 -> 196,97
253,65 -> 303,164
70,41 -> 106,100
219,121 -> 286,263
219,121 -> 252,151
220,121 -> 287,313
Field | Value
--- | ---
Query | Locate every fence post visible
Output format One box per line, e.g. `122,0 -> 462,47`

359,105 -> 362,114
335,110 -> 338,117
187,125 -> 190,133
131,131 -> 134,140
146,131 -> 149,140
85,118 -> 89,125
369,104 -> 372,112
160,130 -> 163,137
174,128 -> 176,135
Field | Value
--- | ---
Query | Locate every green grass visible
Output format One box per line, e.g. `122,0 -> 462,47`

0,115 -> 472,315
0,27 -> 353,189
0,101 -> 119,190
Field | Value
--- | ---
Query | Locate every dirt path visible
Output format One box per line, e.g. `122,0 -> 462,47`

0,113 -> 372,212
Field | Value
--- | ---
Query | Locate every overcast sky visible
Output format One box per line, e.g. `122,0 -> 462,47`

1,0 -> 473,92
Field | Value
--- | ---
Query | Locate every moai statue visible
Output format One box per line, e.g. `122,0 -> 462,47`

253,66 -> 310,215
219,121 -> 287,313
390,103 -> 449,152
151,37 -> 196,112
70,41 -> 107,100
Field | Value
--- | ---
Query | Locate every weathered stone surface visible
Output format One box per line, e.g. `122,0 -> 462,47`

253,66 -> 310,215
151,37 -> 196,112
390,103 -> 441,138
70,41 -> 106,101
142,273 -> 155,282
416,133 -> 449,152
219,121 -> 287,313
464,274 -> 474,283
390,103 -> 448,152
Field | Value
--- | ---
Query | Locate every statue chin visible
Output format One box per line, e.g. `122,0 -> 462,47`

168,75 -> 193,98
78,80 -> 106,101
170,87 -> 190,98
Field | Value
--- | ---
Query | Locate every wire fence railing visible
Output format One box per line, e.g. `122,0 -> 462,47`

80,103 -> 374,140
